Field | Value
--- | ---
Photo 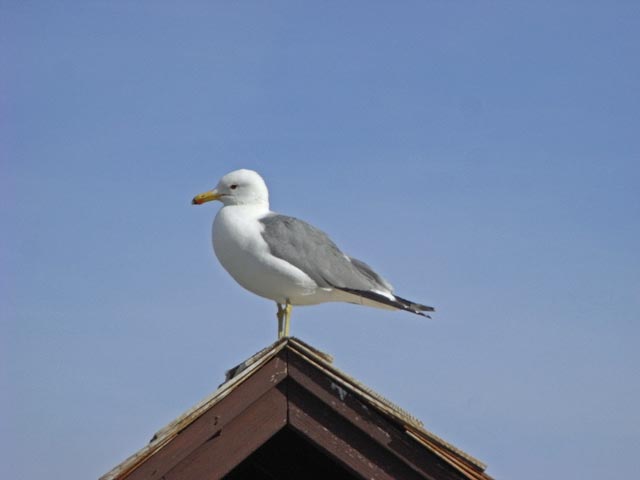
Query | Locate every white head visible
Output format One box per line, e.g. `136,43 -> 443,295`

192,169 -> 269,207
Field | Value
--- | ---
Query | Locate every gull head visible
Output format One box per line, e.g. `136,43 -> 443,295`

192,169 -> 269,207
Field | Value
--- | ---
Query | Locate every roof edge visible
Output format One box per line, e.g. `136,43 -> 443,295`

100,336 -> 489,480
100,338 -> 289,480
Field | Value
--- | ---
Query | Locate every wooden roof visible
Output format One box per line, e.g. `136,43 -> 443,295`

101,337 -> 493,480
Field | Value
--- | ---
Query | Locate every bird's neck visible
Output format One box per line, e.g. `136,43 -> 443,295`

220,202 -> 270,217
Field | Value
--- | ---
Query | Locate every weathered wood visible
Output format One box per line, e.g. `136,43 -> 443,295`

101,339 -> 491,480
164,384 -> 288,480
288,351 -> 467,480
125,353 -> 287,480
288,339 -> 488,477
288,381 -> 427,480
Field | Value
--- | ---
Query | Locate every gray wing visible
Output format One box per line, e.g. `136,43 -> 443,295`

259,214 -> 392,292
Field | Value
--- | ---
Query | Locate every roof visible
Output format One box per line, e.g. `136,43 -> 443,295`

101,337 -> 493,480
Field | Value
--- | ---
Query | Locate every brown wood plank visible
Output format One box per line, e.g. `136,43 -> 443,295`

288,381 -> 427,480
288,351 -> 467,480
164,384 -> 288,480
125,353 -> 287,480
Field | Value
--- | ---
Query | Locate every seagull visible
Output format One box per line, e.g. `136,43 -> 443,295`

192,169 -> 434,338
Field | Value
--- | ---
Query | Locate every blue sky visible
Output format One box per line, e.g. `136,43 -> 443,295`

2,1 -> 639,478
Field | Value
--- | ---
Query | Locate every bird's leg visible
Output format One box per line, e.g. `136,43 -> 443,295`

283,300 -> 292,338
276,303 -> 285,339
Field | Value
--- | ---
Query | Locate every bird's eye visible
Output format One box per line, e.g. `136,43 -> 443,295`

230,184 -> 238,190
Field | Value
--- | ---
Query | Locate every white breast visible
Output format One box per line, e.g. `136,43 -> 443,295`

212,205 -> 321,304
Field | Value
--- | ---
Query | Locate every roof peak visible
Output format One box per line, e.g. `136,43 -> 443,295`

101,337 -> 491,480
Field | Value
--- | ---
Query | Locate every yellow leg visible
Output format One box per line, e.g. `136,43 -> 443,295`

284,300 -> 292,338
276,303 -> 285,339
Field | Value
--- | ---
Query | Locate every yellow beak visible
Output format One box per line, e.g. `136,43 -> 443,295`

192,189 -> 222,205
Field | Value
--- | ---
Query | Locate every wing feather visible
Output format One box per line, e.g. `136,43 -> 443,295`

260,214 -> 390,292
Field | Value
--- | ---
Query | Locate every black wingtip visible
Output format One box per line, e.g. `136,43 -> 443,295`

336,287 -> 435,318
393,294 -> 435,315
